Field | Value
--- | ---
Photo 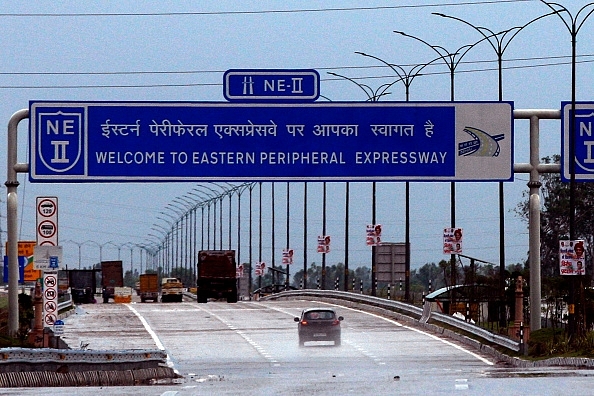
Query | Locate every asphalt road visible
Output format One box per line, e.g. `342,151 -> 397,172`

4,299 -> 594,395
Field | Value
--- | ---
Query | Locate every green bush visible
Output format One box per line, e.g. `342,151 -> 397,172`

528,328 -> 565,357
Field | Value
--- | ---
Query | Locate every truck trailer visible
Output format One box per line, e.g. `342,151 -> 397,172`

139,273 -> 159,302
101,260 -> 124,303
196,250 -> 238,303
68,269 -> 98,304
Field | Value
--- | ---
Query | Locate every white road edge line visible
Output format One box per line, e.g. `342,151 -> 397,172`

330,303 -> 494,366
126,304 -> 179,373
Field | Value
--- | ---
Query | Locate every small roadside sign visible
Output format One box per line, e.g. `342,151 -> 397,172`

34,246 -> 63,270
53,319 -> 64,336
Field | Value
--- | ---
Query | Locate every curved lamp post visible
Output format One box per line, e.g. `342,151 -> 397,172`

175,196 -> 199,280
123,242 -> 136,277
354,52 -> 444,101
103,241 -> 122,261
63,239 -> 84,269
159,210 -> 181,272
188,190 -> 215,249
393,30 -> 494,301
82,240 -> 108,266
154,217 -> 176,274
168,201 -> 191,276
540,0 -> 594,337
327,71 -> 395,101
192,185 -> 222,249
434,8 -> 554,332
355,52 -> 450,300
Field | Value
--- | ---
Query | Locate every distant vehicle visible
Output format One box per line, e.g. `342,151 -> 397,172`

196,250 -> 238,303
294,308 -> 343,347
139,273 -> 159,303
68,269 -> 98,304
101,261 -> 124,303
253,284 -> 298,297
161,277 -> 184,302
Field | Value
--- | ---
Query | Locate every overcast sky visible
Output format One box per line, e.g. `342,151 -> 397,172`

2,0 -> 594,275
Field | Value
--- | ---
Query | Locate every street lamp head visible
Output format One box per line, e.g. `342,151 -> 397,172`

158,211 -> 177,222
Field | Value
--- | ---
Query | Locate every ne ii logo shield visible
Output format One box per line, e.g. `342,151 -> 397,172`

35,108 -> 85,175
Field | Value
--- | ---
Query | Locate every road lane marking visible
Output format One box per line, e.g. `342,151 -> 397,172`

197,304 -> 281,366
259,300 -> 493,366
126,304 -> 179,373
323,302 -> 494,366
344,339 -> 386,365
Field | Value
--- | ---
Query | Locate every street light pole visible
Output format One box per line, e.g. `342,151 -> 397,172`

303,182 -> 308,289
258,182 -> 263,290
327,71 -> 398,101
286,182 -> 290,289
271,183 -> 276,285
434,10 -> 553,331
355,52 -> 447,301
394,30 -> 492,310
540,0 -> 594,338
322,182 -> 327,290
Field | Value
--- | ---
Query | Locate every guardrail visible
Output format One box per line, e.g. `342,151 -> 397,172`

261,289 -> 520,352
58,292 -> 74,312
0,348 -> 166,369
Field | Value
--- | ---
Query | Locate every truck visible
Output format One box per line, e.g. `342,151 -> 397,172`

139,273 -> 159,302
68,269 -> 98,304
101,260 -> 124,303
196,250 -> 238,303
161,277 -> 184,302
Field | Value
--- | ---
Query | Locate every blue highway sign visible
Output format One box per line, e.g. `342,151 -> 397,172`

562,102 -> 594,181
3,256 -> 26,283
223,69 -> 320,102
29,101 -> 513,182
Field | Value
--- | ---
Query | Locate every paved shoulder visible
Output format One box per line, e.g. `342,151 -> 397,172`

60,303 -> 158,350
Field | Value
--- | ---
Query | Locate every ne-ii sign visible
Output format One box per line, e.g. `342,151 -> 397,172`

29,101 -> 513,182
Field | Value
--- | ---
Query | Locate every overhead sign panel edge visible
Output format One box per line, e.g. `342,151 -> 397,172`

29,101 -> 513,183
562,101 -> 594,181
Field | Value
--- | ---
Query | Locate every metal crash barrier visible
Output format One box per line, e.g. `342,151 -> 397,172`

261,289 -> 520,352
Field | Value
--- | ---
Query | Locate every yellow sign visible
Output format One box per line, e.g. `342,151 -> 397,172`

5,240 -> 36,256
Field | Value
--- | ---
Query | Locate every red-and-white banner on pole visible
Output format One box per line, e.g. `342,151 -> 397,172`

282,249 -> 294,264
559,239 -> 586,275
366,224 -> 382,246
36,196 -> 58,247
443,227 -> 463,254
236,264 -> 244,278
317,235 -> 330,254
255,262 -> 266,276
